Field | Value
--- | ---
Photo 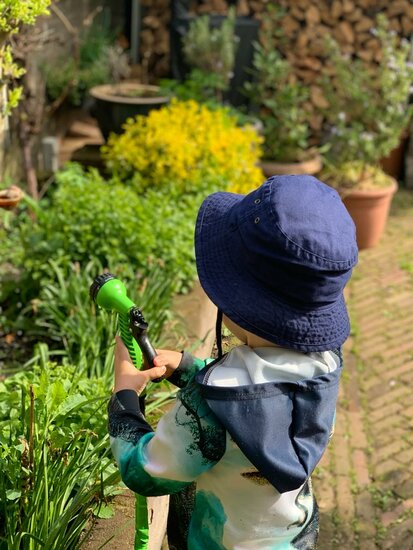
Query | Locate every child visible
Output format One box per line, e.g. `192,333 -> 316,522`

108,174 -> 358,549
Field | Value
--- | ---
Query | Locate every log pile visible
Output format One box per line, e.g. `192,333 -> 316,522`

139,0 -> 413,136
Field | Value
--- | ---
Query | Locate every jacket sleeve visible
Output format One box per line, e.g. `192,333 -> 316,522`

167,351 -> 208,388
108,365 -> 225,497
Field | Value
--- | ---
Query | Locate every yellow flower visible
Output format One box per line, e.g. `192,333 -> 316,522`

102,99 -> 264,194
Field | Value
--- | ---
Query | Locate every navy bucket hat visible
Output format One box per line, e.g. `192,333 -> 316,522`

195,175 -> 358,352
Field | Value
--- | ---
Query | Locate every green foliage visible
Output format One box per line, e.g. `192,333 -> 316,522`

0,0 -> 49,33
19,164 -> 154,280
30,259 -> 175,378
319,14 -> 413,172
161,68 -> 228,105
0,357 -> 119,549
180,8 -> 238,100
14,163 -> 200,294
321,161 -> 395,193
0,0 -> 50,113
0,162 -> 197,369
0,343 -> 177,548
244,6 -> 311,162
0,45 -> 24,115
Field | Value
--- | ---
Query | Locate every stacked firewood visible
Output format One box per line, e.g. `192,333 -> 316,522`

140,0 -> 413,135
139,0 -> 171,79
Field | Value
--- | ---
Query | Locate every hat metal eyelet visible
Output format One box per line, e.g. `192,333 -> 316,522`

254,198 -> 261,204
254,217 -> 260,224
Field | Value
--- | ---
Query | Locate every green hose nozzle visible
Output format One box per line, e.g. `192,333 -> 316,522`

90,273 -> 143,368
90,272 -> 156,549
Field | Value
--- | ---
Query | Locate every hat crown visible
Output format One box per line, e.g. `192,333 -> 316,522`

232,176 -> 358,307
236,175 -> 358,269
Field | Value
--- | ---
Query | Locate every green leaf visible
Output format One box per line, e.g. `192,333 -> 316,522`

6,489 -> 21,501
94,504 -> 115,519
55,394 -> 88,418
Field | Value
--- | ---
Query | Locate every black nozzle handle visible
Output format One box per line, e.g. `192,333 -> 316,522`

129,306 -> 164,382
135,332 -> 157,369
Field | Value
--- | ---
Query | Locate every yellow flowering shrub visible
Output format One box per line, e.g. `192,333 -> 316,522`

102,99 -> 264,194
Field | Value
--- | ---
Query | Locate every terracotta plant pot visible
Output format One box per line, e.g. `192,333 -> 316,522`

89,82 -> 170,140
260,154 -> 322,177
342,179 -> 398,250
0,186 -> 23,210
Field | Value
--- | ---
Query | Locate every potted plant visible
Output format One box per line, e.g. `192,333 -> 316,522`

319,14 -> 413,249
244,6 -> 322,177
169,1 -> 259,108
161,8 -> 261,132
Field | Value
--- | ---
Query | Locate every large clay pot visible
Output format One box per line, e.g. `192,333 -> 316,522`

89,82 -> 170,140
260,154 -> 322,177
342,179 -> 398,250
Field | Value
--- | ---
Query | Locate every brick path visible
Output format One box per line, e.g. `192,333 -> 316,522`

314,189 -> 413,549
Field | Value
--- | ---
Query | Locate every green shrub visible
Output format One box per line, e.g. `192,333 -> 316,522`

319,14 -> 413,167
17,163 -> 208,295
20,164 -> 145,273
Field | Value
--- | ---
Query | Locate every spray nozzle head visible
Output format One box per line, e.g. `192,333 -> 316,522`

89,272 -> 116,302
89,273 -> 135,314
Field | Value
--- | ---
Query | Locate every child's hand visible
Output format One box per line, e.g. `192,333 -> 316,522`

114,336 -> 167,394
150,349 -> 183,379
113,337 -> 183,394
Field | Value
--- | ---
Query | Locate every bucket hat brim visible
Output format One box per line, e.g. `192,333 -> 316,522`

195,191 -> 351,353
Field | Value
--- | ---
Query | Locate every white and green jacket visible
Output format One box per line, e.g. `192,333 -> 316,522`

108,345 -> 342,549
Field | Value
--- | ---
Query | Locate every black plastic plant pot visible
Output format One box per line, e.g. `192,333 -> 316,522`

170,9 -> 259,108
89,82 -> 170,140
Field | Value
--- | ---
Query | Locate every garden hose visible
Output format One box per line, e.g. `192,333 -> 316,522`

89,272 -> 158,550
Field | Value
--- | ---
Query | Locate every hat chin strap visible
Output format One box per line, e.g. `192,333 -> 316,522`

215,309 -> 223,359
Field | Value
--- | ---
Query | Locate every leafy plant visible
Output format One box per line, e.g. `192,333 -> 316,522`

0,355 -> 118,549
13,162 -> 202,294
0,0 -> 50,114
321,162 -> 395,194
181,8 -> 238,102
102,99 -> 263,195
244,6 -> 311,162
319,14 -> 413,184
17,164 -> 158,285
0,347 -> 178,549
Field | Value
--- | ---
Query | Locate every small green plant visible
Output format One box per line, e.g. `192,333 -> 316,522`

244,6 -> 311,162
0,347 -> 178,548
321,161 -> 395,193
180,8 -> 238,102
319,14 -> 413,184
18,164 -> 161,284
14,162 -> 206,294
